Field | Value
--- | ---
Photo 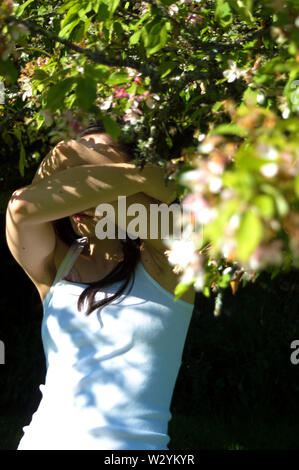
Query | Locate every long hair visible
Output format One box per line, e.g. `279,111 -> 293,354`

52,119 -> 142,316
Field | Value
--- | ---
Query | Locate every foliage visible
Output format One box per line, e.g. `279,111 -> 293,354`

0,0 -> 298,315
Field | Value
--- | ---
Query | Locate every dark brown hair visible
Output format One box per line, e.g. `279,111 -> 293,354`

52,120 -> 142,316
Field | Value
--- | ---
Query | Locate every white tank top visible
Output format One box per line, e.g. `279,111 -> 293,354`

17,237 -> 194,450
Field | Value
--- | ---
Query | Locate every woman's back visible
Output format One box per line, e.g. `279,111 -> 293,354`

18,238 -> 194,450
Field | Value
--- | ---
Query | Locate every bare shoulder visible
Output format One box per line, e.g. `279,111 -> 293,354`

140,241 -> 196,306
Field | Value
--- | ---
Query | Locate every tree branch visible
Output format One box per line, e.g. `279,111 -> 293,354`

4,14 -> 161,84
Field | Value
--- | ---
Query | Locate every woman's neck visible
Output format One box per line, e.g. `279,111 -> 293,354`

82,237 -> 124,265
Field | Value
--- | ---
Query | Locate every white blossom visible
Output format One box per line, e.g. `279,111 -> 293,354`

99,95 -> 113,110
208,176 -> 222,193
223,60 -> 247,83
166,239 -> 196,268
260,163 -> 279,178
169,4 -> 179,15
257,144 -> 278,161
257,91 -> 266,104
21,77 -> 32,101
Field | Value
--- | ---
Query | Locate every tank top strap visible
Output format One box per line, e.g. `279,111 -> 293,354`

52,237 -> 88,286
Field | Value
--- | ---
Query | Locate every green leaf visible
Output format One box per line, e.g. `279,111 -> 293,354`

203,286 -> 210,297
84,64 -> 110,82
32,69 -> 49,82
218,273 -> 231,288
59,18 -> 81,39
253,194 -> 275,219
174,281 -> 193,301
260,184 -> 289,217
228,0 -> 254,23
102,0 -> 120,16
129,29 -> 142,45
75,76 -> 97,111
212,101 -> 223,112
60,4 -> 82,27
236,210 -> 264,262
211,123 -> 248,137
14,0 -> 35,17
106,71 -> 129,86
97,2 -> 110,21
215,0 -> 233,28
102,115 -> 121,141
130,11 -> 151,31
45,77 -> 75,111
144,21 -> 168,57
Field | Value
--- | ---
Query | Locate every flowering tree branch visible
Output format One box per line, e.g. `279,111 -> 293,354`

4,14 -> 161,84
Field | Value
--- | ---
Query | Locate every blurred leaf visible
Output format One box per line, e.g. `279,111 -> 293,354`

75,76 -> 97,111
106,71 -> 129,85
129,29 -> 142,45
228,0 -> 254,23
102,0 -> 121,16
211,123 -> 248,137
253,194 -> 275,219
97,2 -> 110,20
236,210 -> 264,261
215,0 -> 233,27
261,184 -> 289,217
102,115 -> 121,141
14,0 -> 35,16
45,77 -> 75,111
174,281 -> 194,301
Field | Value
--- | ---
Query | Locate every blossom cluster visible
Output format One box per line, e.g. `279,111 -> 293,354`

164,110 -> 299,298
98,68 -> 160,125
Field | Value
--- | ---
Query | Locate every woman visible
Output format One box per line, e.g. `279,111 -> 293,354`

5,122 -> 195,450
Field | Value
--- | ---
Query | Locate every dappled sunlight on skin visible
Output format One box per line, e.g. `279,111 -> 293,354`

32,134 -> 129,184
77,136 -> 130,164
7,165 -> 141,225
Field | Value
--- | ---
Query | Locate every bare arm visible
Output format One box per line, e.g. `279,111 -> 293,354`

31,138 -> 120,184
8,161 -> 175,226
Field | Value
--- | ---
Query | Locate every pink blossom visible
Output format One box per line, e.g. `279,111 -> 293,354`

185,13 -> 203,25
71,120 -> 81,132
182,194 -> 218,225
115,88 -> 129,99
122,108 -> 143,124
